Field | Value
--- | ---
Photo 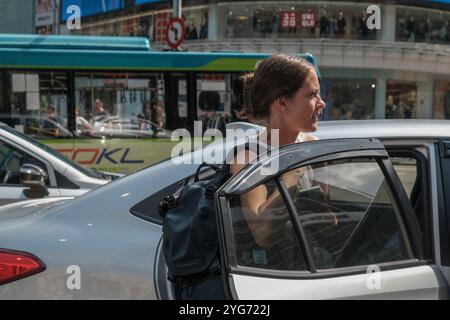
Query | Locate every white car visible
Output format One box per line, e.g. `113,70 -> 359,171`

0,120 -> 449,299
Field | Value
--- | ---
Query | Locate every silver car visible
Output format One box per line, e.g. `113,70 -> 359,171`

0,120 -> 450,299
0,122 -> 118,203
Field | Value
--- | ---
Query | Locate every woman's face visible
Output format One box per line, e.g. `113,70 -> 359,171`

282,69 -> 326,132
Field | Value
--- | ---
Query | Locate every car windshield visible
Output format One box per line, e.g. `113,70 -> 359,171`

1,125 -> 101,179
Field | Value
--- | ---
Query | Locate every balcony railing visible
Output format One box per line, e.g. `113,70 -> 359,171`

152,38 -> 450,74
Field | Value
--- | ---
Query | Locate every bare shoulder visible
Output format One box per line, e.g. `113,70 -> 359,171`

302,133 -> 320,142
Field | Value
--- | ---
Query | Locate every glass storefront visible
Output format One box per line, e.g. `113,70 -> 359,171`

320,79 -> 376,121
396,5 -> 450,44
386,81 -> 417,119
217,1 -> 378,40
183,7 -> 209,40
434,80 -> 450,119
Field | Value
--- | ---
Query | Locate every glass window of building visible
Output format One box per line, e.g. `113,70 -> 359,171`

434,80 -> 450,119
396,5 -> 450,44
386,82 -> 417,119
217,1 -> 378,40
183,7 -> 209,40
320,79 -> 376,120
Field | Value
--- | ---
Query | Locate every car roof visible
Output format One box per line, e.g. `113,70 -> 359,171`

315,120 -> 450,140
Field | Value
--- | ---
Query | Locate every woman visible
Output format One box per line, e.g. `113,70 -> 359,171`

231,54 -> 326,250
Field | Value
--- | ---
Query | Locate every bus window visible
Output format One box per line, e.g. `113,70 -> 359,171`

196,73 -> 240,134
7,71 -> 69,139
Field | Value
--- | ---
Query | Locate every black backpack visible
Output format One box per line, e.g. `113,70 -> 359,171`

158,161 -> 232,300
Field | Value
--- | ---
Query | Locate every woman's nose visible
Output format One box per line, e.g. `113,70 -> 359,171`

317,96 -> 326,109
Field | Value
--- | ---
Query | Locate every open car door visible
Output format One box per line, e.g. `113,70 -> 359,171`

215,138 -> 447,299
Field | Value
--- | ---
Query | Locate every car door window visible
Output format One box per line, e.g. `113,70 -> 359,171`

227,179 -> 307,271
130,178 -> 187,225
0,140 -> 48,186
282,157 -> 413,269
222,156 -> 415,274
390,156 -> 417,198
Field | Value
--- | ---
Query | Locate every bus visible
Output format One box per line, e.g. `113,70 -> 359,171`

0,34 -> 319,173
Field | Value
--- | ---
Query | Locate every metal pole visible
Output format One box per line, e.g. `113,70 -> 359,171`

173,0 -> 182,18
53,0 -> 57,34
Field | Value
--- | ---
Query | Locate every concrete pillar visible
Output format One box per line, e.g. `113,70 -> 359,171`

375,74 -> 387,119
208,2 -> 218,41
381,4 -> 396,42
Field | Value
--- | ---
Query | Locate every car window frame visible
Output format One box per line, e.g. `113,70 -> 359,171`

217,147 -> 425,280
386,147 -> 433,262
437,139 -> 450,267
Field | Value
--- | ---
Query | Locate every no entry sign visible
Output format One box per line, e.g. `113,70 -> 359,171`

165,17 -> 186,49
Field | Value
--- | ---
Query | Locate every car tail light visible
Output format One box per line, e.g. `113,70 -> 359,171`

0,249 -> 46,285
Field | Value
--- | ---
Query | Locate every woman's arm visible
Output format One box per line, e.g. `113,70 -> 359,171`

230,149 -> 299,248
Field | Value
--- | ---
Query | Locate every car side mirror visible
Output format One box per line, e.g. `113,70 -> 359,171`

20,164 -> 49,198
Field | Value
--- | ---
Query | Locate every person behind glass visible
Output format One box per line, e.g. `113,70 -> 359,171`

146,98 -> 164,133
407,16 -> 416,42
230,55 -> 326,249
336,11 -> 346,38
189,22 -> 198,40
43,106 -> 60,137
359,10 -> 369,39
137,112 -> 145,131
440,21 -> 448,43
319,10 -> 329,37
424,19 -> 432,42
75,106 -> 92,136
94,99 -> 110,120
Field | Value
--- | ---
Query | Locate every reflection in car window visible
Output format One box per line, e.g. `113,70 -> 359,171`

282,158 -> 413,269
0,125 -> 98,179
390,157 -> 417,198
0,140 -> 48,186
130,178 -> 187,225
228,180 -> 307,271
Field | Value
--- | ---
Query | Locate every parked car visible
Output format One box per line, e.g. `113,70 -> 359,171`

90,116 -> 171,138
0,114 -> 73,139
0,120 -> 450,299
0,122 -> 119,203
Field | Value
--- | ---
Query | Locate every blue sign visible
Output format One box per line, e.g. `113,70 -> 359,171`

61,0 -> 122,22
135,0 -> 165,4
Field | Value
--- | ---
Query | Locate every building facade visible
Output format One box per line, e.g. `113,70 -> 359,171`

2,0 -> 450,122
0,0 -> 34,34
56,0 -> 450,121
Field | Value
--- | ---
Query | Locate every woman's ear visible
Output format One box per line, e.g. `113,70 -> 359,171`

272,97 -> 288,113
279,97 -> 289,113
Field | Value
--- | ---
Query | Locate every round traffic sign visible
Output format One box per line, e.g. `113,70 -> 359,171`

165,17 -> 186,49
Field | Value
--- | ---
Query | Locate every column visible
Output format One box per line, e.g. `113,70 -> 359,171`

208,2 -> 218,41
375,74 -> 387,119
381,4 -> 396,42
